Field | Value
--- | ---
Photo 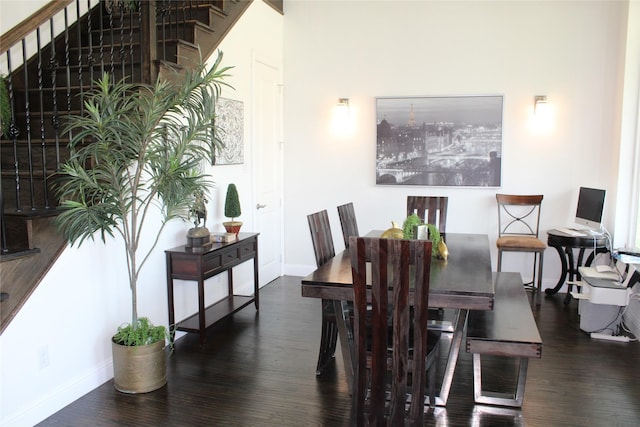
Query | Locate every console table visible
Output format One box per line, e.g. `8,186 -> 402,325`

544,229 -> 608,304
165,232 -> 259,345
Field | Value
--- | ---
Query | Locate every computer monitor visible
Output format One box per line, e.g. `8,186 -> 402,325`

575,187 -> 606,230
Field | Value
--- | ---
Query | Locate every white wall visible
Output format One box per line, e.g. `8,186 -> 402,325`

0,0 -> 633,425
0,2 -> 283,426
0,0 -> 47,32
618,1 -> 640,339
282,1 -> 629,286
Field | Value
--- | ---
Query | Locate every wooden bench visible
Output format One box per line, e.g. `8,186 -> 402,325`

466,272 -> 543,407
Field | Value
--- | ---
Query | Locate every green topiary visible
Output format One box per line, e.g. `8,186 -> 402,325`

224,183 -> 241,220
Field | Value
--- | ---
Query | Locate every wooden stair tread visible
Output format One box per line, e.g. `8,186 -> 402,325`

0,217 -> 67,334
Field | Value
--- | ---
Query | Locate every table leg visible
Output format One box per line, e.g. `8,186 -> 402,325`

563,247 -> 609,304
545,245 -> 568,295
333,302 -> 466,404
435,308 -> 468,407
166,253 -> 176,343
315,299 -> 339,375
198,278 -> 206,345
334,299 -> 355,395
585,247 -> 609,266
547,244 -> 609,304
253,253 -> 259,310
563,249 -> 577,304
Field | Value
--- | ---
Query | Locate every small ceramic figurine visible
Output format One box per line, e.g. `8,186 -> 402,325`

186,191 -> 211,252
190,190 -> 208,229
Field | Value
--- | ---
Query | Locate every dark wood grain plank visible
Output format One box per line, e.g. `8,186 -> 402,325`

37,276 -> 640,427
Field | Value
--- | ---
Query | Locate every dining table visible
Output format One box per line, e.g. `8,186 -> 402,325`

301,231 -> 495,407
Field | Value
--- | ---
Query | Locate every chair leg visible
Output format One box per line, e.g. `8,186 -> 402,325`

428,362 -> 436,409
535,252 -> 544,306
497,250 -> 503,272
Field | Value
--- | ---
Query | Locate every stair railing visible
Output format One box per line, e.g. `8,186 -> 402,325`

0,0 -> 243,255
0,0 -> 157,256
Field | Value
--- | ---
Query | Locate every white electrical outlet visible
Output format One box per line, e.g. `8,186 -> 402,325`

38,345 -> 50,370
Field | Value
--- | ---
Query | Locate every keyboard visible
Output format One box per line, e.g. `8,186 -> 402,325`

556,227 -> 585,237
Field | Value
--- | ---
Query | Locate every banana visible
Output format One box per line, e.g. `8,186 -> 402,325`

438,240 -> 449,260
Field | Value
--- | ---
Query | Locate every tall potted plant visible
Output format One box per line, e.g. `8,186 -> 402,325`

55,52 -> 232,393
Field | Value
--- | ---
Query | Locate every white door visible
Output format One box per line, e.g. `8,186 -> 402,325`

253,56 -> 283,286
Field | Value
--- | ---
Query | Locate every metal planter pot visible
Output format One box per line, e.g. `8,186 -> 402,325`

112,339 -> 167,393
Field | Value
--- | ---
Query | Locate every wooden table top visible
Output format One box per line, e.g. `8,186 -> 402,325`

546,229 -> 608,248
301,232 -> 495,311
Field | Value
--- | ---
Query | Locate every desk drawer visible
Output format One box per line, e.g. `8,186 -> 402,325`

239,240 -> 256,259
222,248 -> 240,267
202,252 -> 224,272
170,253 -> 203,277
168,235 -> 258,279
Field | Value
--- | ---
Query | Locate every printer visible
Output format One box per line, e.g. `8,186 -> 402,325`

571,266 -> 632,333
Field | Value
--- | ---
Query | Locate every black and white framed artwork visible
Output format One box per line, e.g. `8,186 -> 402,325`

214,98 -> 244,165
376,95 -> 503,187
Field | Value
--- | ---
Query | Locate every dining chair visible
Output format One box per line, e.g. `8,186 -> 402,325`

496,194 -> 546,305
307,209 -> 339,374
349,236 -> 440,425
407,195 -> 450,326
337,202 -> 359,248
407,196 -> 448,232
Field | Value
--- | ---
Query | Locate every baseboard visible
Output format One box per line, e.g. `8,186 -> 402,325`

2,360 -> 113,427
284,264 -> 315,277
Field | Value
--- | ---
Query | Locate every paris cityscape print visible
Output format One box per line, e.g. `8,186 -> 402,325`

376,95 -> 503,187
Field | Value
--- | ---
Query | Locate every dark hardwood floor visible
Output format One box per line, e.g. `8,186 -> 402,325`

38,276 -> 640,426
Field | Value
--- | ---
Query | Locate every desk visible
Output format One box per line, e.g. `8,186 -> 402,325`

301,232 -> 494,406
544,229 -> 608,304
166,232 -> 259,345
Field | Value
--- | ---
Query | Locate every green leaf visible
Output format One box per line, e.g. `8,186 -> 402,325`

54,51 -> 233,332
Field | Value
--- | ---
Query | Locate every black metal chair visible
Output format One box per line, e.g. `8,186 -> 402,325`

496,194 -> 546,305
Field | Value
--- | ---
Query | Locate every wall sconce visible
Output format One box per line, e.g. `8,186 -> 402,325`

534,96 -> 548,116
332,97 -> 354,136
531,95 -> 553,132
335,98 -> 350,117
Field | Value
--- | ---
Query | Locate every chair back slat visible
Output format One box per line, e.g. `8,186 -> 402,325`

496,194 -> 543,238
349,236 -> 432,426
337,202 -> 360,247
307,210 -> 335,267
407,196 -> 448,232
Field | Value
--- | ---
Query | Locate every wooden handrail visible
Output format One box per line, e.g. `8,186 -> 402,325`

0,0 -> 74,55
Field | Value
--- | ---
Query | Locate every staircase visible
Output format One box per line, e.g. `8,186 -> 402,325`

0,0 -> 268,334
